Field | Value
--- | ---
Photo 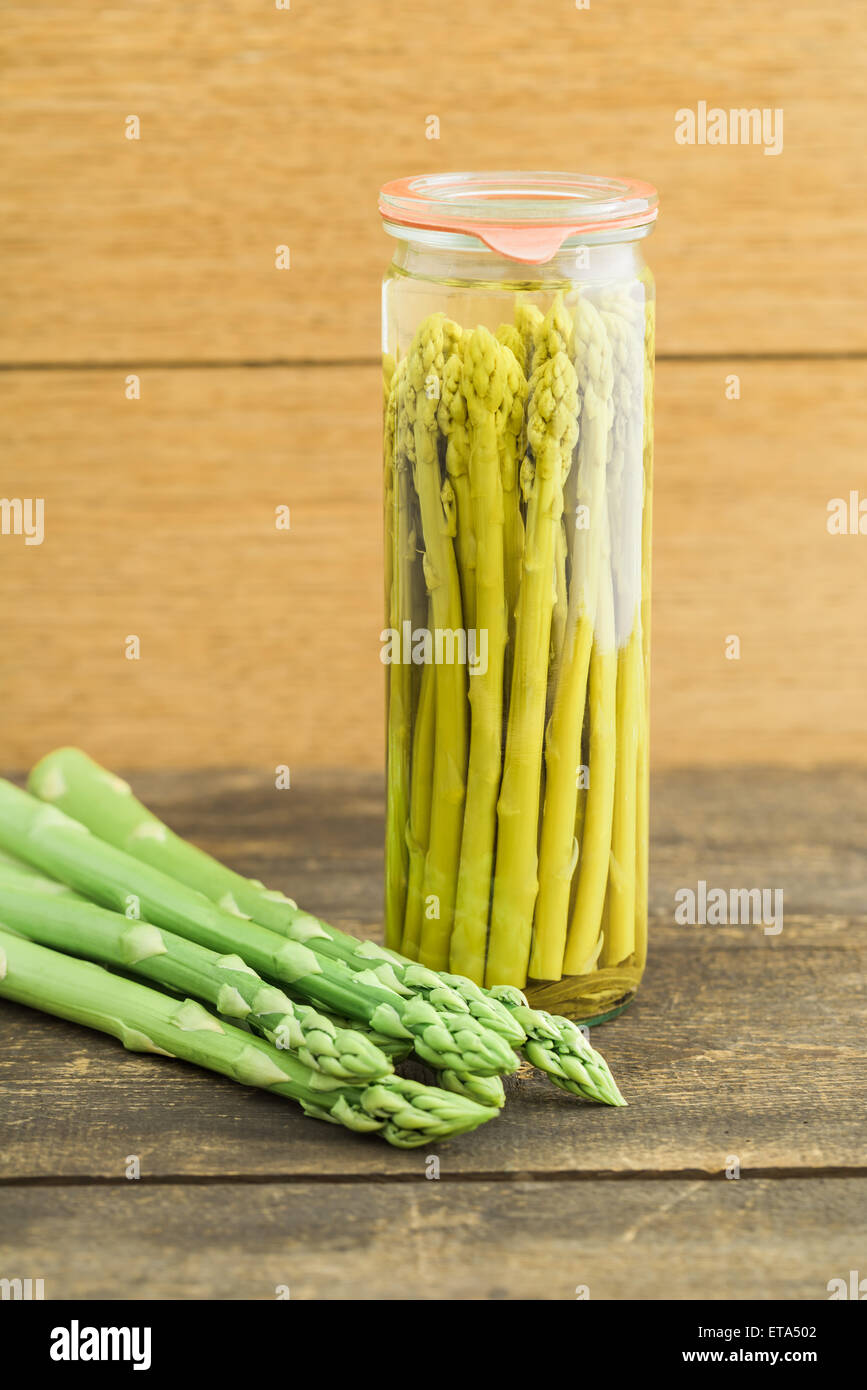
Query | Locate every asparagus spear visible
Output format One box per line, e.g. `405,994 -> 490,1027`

532,295 -> 574,368
0,929 -> 499,1145
0,872 -> 392,1082
349,953 -> 623,1106
530,297 -> 613,980
562,511 -> 617,976
288,996 -> 413,1063
599,296 -> 645,968
514,301 -> 544,377
495,327 -> 528,708
635,279 -> 655,973
0,779 -> 516,1077
439,1069 -> 506,1109
551,520 -> 568,671
385,358 -> 414,948
485,346 -> 580,987
438,346 -> 476,633
537,295 -> 580,676
449,327 -> 511,982
400,613 -> 435,960
405,314 -> 469,971
495,322 -> 526,375
25,751 -> 625,1105
489,986 -> 626,1106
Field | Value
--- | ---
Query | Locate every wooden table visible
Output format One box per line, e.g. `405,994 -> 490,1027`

1,769 -> 864,1300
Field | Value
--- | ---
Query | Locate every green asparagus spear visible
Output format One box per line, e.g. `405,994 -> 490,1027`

438,346 -> 476,633
385,358 -> 415,948
0,871 -> 392,1082
400,614 -> 435,960
0,929 -> 499,1145
286,996 -> 414,1063
405,315 -> 469,972
531,297 -> 613,980
439,1069 -> 507,1109
485,346 -> 580,987
0,778 -> 515,1077
489,985 -> 626,1106
450,327 -> 511,982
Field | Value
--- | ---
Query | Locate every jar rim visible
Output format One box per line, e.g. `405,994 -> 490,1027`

378,171 -> 659,264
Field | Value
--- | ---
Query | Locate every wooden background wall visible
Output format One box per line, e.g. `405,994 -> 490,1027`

1,0 -> 865,771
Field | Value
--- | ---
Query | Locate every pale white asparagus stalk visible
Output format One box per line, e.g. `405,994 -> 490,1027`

599,293 -> 645,968
635,274 -> 656,971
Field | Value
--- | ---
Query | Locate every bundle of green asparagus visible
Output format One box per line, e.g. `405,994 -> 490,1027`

382,285 -> 653,1013
0,931 -> 495,1147
0,748 -> 626,1150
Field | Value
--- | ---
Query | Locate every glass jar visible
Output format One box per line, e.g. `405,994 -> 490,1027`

379,173 -> 657,1023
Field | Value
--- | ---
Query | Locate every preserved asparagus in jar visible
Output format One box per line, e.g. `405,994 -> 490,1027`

379,173 -> 658,1023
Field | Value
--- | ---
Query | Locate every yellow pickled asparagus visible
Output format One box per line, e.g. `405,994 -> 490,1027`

604,624 -> 641,967
406,315 -> 469,971
401,601 -> 436,960
450,331 -> 520,981
514,301 -> 544,378
496,322 -> 527,375
496,327 -> 528,709
562,509 -> 617,976
385,359 -> 413,947
551,521 -> 568,674
438,348 -> 476,633
533,294 -> 573,368
531,297 -> 613,980
486,349 -> 579,987
536,295 -> 576,686
600,295 -> 644,968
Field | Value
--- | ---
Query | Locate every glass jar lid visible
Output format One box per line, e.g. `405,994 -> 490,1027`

378,171 -> 659,265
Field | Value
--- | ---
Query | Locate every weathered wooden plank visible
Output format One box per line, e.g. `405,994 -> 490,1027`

1,1 -> 864,360
1,360 -> 865,770
0,1178 -> 860,1300
1,912 -> 863,1177
0,771 -> 864,1199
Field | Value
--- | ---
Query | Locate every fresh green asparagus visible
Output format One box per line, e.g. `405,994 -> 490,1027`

489,986 -> 626,1106
0,777 -> 517,1077
0,869 -> 392,1083
25,750 -> 625,1105
27,749 -> 525,1049
0,928 -> 499,1145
